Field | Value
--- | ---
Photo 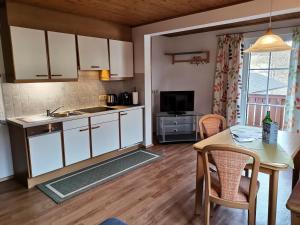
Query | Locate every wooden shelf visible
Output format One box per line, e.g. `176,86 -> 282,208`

165,51 -> 209,65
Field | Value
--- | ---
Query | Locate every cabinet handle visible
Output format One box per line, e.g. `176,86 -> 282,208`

79,128 -> 89,132
173,129 -> 178,132
110,74 -> 118,76
91,65 -> 100,69
51,74 -> 63,77
36,74 -> 48,77
174,121 -> 178,125
91,126 -> 100,130
120,112 -> 127,116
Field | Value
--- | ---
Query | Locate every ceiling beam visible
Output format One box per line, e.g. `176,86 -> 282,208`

164,12 -> 300,37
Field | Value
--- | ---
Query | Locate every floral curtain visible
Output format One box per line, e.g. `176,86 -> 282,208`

213,34 -> 244,126
284,29 -> 300,132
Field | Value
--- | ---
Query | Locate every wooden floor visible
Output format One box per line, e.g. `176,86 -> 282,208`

0,143 -> 292,225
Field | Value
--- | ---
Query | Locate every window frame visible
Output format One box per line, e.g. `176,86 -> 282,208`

240,33 -> 293,125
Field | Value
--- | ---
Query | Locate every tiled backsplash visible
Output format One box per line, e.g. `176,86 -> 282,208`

1,71 -> 144,118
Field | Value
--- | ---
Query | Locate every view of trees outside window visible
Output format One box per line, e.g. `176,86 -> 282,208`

245,40 -> 292,129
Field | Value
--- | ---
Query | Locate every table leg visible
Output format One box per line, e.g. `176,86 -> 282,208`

292,151 -> 300,188
268,170 -> 279,225
195,152 -> 204,215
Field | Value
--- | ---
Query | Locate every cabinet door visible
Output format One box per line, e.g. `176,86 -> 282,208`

77,35 -> 109,70
91,121 -> 120,157
47,31 -> 78,79
28,132 -> 63,177
120,108 -> 143,148
63,126 -> 90,166
109,40 -> 133,78
10,26 -> 49,80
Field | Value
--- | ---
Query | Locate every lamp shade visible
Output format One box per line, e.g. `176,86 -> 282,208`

244,28 -> 292,53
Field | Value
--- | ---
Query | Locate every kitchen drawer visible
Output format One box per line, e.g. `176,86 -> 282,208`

63,118 -> 89,130
91,120 -> 120,157
160,116 -> 195,125
91,112 -> 118,125
163,124 -> 194,134
64,125 -> 90,165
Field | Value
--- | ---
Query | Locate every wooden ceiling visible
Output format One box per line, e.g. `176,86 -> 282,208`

8,0 -> 252,27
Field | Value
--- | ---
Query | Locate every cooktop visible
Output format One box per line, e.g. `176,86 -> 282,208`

77,107 -> 113,114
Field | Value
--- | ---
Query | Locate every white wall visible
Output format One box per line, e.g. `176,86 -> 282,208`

151,34 -> 215,114
151,18 -> 300,116
133,0 -> 300,73
134,0 -> 300,146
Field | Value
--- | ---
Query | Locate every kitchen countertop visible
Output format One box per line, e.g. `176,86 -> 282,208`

7,105 -> 145,128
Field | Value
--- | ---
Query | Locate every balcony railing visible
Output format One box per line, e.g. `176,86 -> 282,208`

246,94 -> 286,129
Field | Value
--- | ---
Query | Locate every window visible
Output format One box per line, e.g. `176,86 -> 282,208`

241,35 -> 292,129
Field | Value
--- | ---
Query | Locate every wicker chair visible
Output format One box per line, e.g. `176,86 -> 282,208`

202,144 -> 261,225
199,114 -> 227,140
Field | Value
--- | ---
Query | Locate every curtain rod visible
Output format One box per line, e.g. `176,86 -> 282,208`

216,24 -> 300,37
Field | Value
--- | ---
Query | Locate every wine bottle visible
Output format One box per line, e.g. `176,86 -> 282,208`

262,111 -> 272,124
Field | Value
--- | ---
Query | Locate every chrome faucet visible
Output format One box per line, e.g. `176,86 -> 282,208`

47,106 -> 64,117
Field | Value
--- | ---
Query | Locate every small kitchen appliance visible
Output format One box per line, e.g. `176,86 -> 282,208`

118,92 -> 132,105
106,94 -> 118,106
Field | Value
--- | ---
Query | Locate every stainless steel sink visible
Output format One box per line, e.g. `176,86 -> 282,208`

17,110 -> 85,123
50,111 -> 84,118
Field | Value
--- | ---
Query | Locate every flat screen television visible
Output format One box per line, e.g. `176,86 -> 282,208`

160,91 -> 194,114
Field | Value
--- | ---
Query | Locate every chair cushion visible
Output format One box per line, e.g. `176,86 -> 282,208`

99,218 -> 128,225
210,172 -> 259,202
202,118 -> 222,137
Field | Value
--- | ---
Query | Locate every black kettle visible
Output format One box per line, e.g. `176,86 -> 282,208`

106,94 -> 118,106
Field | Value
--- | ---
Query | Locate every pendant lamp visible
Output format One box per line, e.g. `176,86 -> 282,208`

244,0 -> 291,53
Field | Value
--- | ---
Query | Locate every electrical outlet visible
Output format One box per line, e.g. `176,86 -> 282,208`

99,95 -> 107,101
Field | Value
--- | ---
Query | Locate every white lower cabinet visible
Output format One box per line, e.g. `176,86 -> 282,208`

120,108 -> 143,148
91,120 -> 120,157
63,126 -> 91,166
28,132 -> 63,177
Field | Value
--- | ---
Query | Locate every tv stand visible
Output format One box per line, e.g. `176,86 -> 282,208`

156,112 -> 203,143
167,111 -> 186,115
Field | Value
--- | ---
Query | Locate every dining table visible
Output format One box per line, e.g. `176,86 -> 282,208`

193,125 -> 300,225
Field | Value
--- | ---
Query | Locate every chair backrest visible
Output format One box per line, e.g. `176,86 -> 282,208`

199,114 -> 226,139
202,144 -> 260,206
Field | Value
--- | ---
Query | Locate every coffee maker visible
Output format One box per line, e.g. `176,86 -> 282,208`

118,92 -> 132,105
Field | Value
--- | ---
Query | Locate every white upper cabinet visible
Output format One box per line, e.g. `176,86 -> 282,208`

10,26 -> 49,80
47,31 -> 78,79
77,35 -> 109,70
109,40 -> 133,78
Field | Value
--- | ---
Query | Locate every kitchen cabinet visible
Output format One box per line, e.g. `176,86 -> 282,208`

63,118 -> 90,165
120,108 -> 143,148
91,113 -> 119,157
28,131 -> 63,177
7,106 -> 144,188
77,35 -> 109,70
109,40 -> 134,78
47,31 -> 78,79
10,26 -> 49,80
